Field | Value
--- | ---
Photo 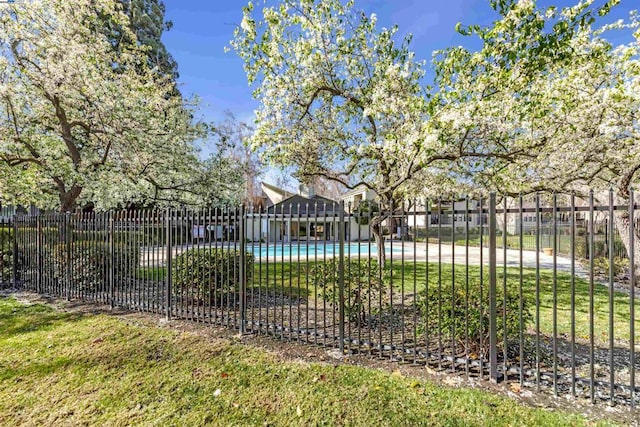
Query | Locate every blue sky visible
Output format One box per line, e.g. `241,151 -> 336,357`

162,0 -> 635,126
162,0 -> 499,124
160,0 -> 635,186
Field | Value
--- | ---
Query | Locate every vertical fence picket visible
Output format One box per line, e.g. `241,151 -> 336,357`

65,212 -> 71,301
36,216 -> 42,294
12,216 -> 17,290
535,193 -> 541,392
12,216 -> 18,289
436,198 -> 442,368
552,194 -> 558,396
287,204 -> 293,341
589,191 -> 596,403
338,200 -> 345,354
479,197 -> 484,379
488,192 -> 498,383
450,199 -> 455,372
400,203 -> 406,361
608,189 -> 615,404
570,193 -> 576,397
165,208 -> 172,321
629,189 -> 636,408
250,205 -> 256,332
239,205 -> 246,334
258,205 -> 263,334
109,211 -> 115,309
412,200 -> 417,364
296,203 -> 302,343
502,195 -> 508,376
518,195 -> 524,387
465,197 -> 470,378
305,203 -> 310,344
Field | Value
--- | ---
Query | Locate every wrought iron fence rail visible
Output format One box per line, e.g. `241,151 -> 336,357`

4,191 -> 639,407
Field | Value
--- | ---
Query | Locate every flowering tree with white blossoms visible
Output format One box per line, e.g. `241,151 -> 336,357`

434,0 -> 640,272
231,0 -> 495,265
0,0 -> 242,211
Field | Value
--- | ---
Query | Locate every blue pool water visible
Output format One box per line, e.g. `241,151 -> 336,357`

247,242 -> 401,258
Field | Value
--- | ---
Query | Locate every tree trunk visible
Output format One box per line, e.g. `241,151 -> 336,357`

59,185 -> 82,213
371,216 -> 386,269
613,209 -> 640,287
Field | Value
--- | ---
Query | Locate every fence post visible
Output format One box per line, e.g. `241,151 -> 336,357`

36,216 -> 42,293
65,212 -> 71,301
12,216 -> 18,289
165,208 -> 172,321
338,200 -> 346,353
109,212 -> 115,309
488,192 -> 500,383
239,205 -> 247,334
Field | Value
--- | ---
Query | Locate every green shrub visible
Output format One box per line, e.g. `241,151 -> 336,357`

591,256 -> 628,278
574,239 -> 588,259
309,259 -> 387,325
171,248 -> 254,305
50,241 -> 140,292
353,201 -> 379,226
575,237 -> 627,260
419,277 -> 533,355
0,227 -> 13,281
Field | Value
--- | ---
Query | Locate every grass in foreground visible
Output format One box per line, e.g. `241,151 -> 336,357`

0,297 -> 615,426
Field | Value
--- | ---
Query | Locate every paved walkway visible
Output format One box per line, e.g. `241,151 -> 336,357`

400,243 -> 586,275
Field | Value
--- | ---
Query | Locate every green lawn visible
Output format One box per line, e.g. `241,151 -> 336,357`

459,234 -> 574,254
416,231 -> 623,259
418,233 -> 578,255
386,263 -> 638,346
0,297 -> 618,426
141,260 -> 638,347
253,262 -> 640,346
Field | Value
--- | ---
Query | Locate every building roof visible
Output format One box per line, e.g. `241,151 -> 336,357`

260,181 -> 294,207
261,181 -> 288,196
339,184 -> 372,199
266,194 -> 345,215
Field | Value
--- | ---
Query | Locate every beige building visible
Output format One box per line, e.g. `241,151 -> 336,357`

244,183 -> 371,242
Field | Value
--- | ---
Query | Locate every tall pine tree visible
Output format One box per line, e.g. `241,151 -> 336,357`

121,0 -> 179,81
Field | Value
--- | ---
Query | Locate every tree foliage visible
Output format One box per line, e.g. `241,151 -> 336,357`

215,111 -> 263,206
434,0 -> 640,199
230,0 -> 561,264
120,0 -> 179,81
0,0 -> 242,211
231,0 -> 438,207
435,0 -> 640,270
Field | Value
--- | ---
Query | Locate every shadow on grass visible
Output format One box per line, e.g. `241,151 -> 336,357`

0,297 -> 84,340
0,357 -> 75,382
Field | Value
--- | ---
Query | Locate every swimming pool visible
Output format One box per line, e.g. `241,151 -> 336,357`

247,242 -> 402,258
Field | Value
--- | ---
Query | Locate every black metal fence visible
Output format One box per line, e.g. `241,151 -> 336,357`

0,217 -> 12,287
7,192 -> 639,407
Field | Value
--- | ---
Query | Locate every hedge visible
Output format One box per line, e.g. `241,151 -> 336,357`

49,241 -> 140,293
309,259 -> 388,325
419,277 -> 533,355
0,228 -> 12,282
171,248 -> 254,305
